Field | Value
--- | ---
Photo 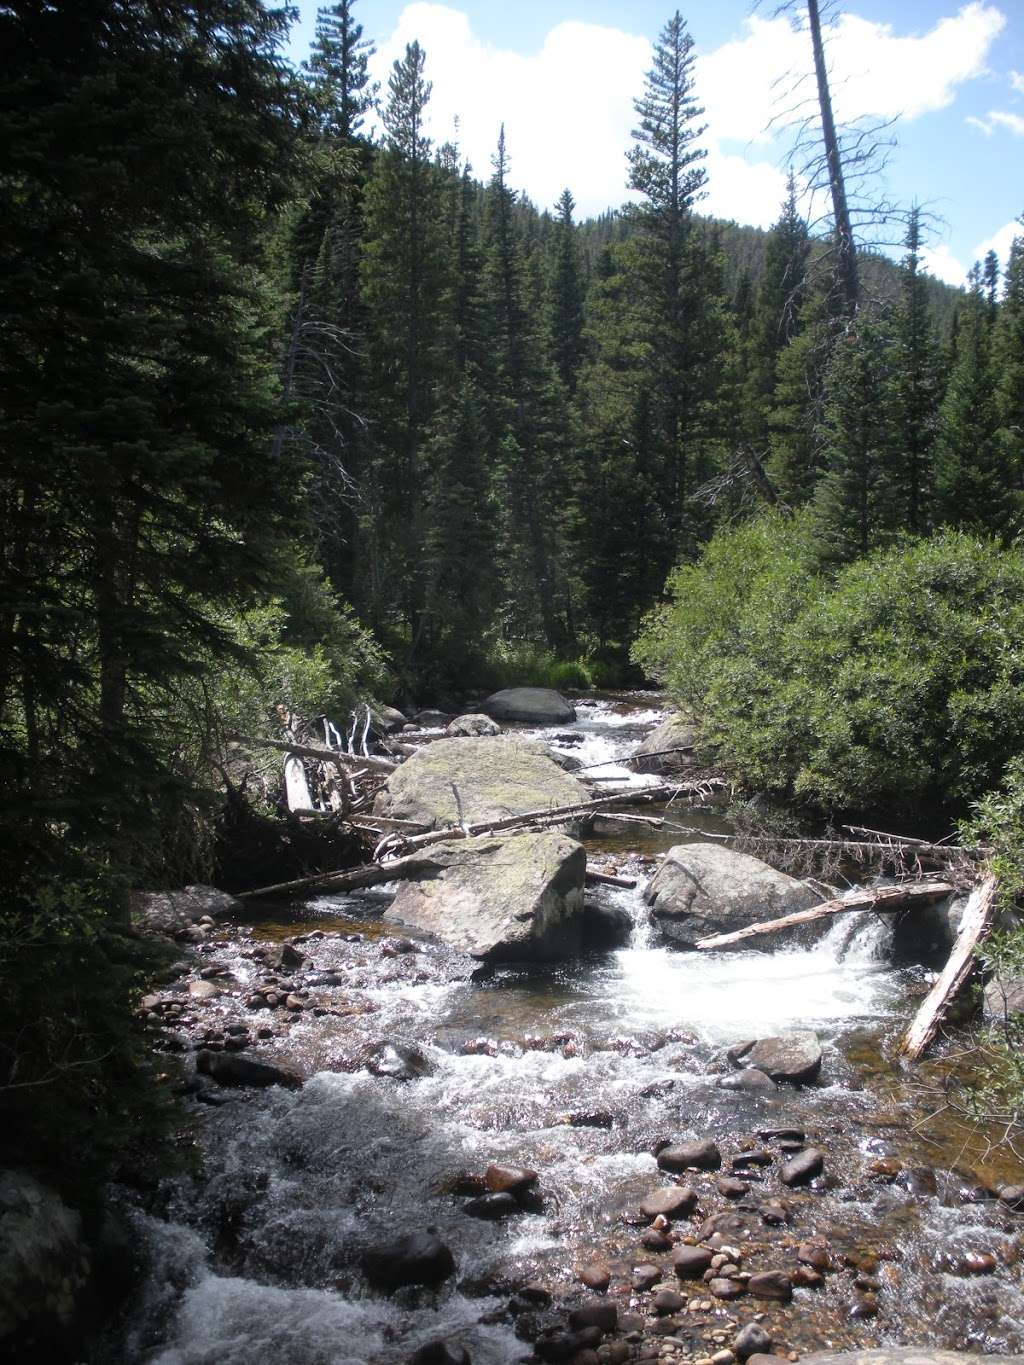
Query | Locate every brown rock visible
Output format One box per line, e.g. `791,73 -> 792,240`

797,1240 -> 832,1271
641,1229 -> 673,1252
651,1288 -> 687,1315
673,1246 -> 714,1278
579,1264 -> 611,1292
569,1301 -> 618,1333
640,1186 -> 699,1220
747,1271 -> 793,1303
709,1278 -> 746,1300
718,1177 -> 750,1199
658,1140 -> 722,1172
793,1266 -> 824,1288
632,1264 -> 663,1292
485,1163 -> 538,1195
780,1148 -> 824,1186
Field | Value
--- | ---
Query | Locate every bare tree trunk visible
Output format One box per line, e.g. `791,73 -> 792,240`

807,0 -> 859,315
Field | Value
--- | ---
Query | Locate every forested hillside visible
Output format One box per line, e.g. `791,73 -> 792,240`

2,0 -> 1023,1250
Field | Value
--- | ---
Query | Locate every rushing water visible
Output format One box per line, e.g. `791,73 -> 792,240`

107,698 -> 1024,1365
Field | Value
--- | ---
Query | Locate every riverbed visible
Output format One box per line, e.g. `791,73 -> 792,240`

106,697 -> 1024,1365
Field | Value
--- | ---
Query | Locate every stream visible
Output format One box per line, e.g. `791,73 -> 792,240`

108,697 -> 1024,1365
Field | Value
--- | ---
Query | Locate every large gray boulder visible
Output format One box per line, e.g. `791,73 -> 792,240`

446,713 -> 501,738
130,883 -> 241,935
644,843 -> 821,949
633,713 -> 698,776
374,736 -> 588,830
0,1171 -> 91,1352
384,831 -> 586,961
480,687 -> 576,725
984,975 -> 1024,1020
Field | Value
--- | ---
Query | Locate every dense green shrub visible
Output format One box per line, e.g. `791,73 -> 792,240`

634,517 -> 1024,816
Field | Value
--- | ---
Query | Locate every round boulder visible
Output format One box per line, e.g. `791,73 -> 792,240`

632,713 -> 698,776
446,713 -> 501,738
480,688 -> 576,725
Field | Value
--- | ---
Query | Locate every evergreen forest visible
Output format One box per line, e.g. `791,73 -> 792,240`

3,1 -> 1024,1342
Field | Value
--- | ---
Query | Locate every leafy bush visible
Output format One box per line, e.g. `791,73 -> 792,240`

634,518 -> 1024,816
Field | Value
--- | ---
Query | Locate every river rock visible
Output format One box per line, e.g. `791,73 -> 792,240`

734,1324 -> 773,1360
780,1148 -> 825,1186
480,688 -> 576,725
579,1263 -> 611,1291
742,1032 -> 823,1084
446,713 -> 501,738
717,1068 -> 777,1094
632,713 -> 698,776
196,1050 -> 302,1089
408,1343 -> 470,1365
359,1039 -> 435,1081
362,1232 -> 456,1292
643,844 -> 821,949
370,704 -> 408,734
640,1186 -> 698,1220
800,1356 -> 1024,1365
464,1192 -> 519,1220
748,1271 -> 793,1302
374,736 -> 588,830
384,832 -> 586,962
582,900 -> 633,950
0,1170 -> 91,1354
570,1301 -> 618,1332
673,1246 -> 714,1278
485,1164 -> 538,1196
414,710 -> 453,728
658,1139 -> 721,1172
130,883 -> 241,936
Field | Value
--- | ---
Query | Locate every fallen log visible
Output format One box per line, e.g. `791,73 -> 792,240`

230,734 -> 396,775
695,880 -> 956,950
900,874 -> 999,1060
585,869 -> 638,889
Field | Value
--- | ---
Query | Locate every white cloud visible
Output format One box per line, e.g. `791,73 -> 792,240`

966,114 -> 994,134
921,243 -> 968,287
696,3 -> 1005,145
921,218 -> 1023,290
371,4 -> 649,217
368,3 -> 1005,234
975,219 -> 1024,269
1011,69 -> 1024,95
989,109 -> 1024,135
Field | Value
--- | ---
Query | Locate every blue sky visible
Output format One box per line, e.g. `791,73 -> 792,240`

285,2 -> 1024,286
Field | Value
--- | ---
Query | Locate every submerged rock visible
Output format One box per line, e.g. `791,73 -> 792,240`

359,1039 -> 435,1082
643,844 -> 821,949
374,736 -> 588,830
362,1232 -> 456,1292
385,832 -> 586,962
631,712 -> 698,776
799,1355 -> 1024,1365
480,687 -> 576,725
196,1050 -> 302,1090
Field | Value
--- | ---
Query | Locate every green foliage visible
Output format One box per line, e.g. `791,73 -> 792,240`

635,520 -> 1024,815
962,757 -> 1024,913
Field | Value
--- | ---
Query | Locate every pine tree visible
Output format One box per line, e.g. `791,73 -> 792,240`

992,230 -> 1024,503
625,10 -> 726,556
888,207 -> 942,534
546,189 -> 586,395
744,173 -> 810,444
934,266 -> 1014,536
812,318 -> 901,562
360,41 -> 445,648
305,0 -> 378,143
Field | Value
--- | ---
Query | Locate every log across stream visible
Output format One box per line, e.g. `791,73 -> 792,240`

107,697 -> 1024,1365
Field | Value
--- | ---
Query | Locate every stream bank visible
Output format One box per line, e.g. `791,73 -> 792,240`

99,697 -> 1024,1365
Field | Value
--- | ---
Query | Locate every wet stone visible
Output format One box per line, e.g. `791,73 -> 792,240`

730,1150 -> 773,1170
780,1148 -> 824,1187
717,1070 -> 778,1094
849,1292 -> 880,1320
579,1264 -> 611,1292
407,1343 -> 470,1365
734,1326 -> 773,1362
362,1232 -> 456,1292
658,1140 -> 722,1172
485,1163 -> 538,1196
633,1264 -> 663,1292
748,1272 -> 792,1303
709,1278 -> 746,1300
640,1186 -> 699,1220
652,1289 -> 687,1315
569,1301 -> 618,1333
463,1192 -> 519,1221
794,1266 -> 825,1289
958,1251 -> 998,1275
718,1178 -> 750,1200
673,1247 -> 714,1279
640,1229 -> 673,1252
797,1241 -> 832,1271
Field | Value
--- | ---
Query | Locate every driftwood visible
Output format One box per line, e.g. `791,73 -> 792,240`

585,869 -> 638,889
901,874 -> 999,1060
231,734 -> 396,776
283,754 -> 314,813
695,880 -> 956,950
238,851 -> 635,901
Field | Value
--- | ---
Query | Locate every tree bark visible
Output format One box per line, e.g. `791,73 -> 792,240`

807,0 -> 859,315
